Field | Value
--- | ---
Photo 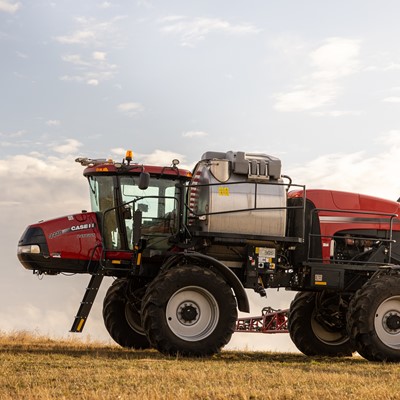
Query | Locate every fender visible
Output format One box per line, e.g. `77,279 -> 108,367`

162,251 -> 250,313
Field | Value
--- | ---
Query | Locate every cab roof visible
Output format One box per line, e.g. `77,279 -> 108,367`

76,157 -> 192,179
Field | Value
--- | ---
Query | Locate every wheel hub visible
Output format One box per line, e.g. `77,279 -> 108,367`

165,286 -> 219,341
374,295 -> 400,349
383,311 -> 400,334
178,303 -> 199,325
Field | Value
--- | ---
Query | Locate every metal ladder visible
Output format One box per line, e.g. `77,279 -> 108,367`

70,271 -> 104,333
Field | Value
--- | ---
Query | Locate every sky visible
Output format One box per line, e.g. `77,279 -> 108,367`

2,0 -> 400,353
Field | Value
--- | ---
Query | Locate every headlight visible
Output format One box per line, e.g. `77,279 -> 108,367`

18,244 -> 41,254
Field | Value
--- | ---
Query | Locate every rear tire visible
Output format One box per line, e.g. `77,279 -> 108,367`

347,274 -> 400,361
103,278 -> 150,349
142,265 -> 237,357
288,291 -> 354,356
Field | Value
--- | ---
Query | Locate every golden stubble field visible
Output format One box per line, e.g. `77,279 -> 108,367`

1,331 -> 400,400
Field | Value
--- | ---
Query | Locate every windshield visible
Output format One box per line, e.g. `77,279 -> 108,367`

88,175 -> 180,250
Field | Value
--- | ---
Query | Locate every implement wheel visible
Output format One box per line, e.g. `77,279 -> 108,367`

103,278 -> 150,349
289,291 -> 354,357
142,265 -> 237,357
347,274 -> 400,361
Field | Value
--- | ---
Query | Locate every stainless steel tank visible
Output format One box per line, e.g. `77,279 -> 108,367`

189,151 -> 287,237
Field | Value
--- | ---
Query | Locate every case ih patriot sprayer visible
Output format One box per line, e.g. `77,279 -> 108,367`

17,150 -> 400,361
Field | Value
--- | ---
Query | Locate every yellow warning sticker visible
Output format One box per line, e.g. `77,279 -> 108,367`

218,187 -> 230,196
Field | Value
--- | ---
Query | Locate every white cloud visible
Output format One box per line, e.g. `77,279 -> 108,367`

275,83 -> 337,112
268,34 -> 306,57
384,63 -> 400,71
55,16 -> 126,47
0,129 -> 25,137
0,151 -> 91,215
137,0 -> 154,8
0,0 -> 20,14
310,37 -> 360,80
110,148 -> 126,157
61,52 -> 117,85
182,130 -> 208,138
61,69 -> 116,84
62,54 -> 90,66
0,200 -> 20,206
287,132 -> 400,201
56,30 -> 96,45
61,46 -> 117,86
60,75 -> 85,83
382,96 -> 400,103
99,1 -> 112,8
117,102 -> 144,117
46,119 -> 61,126
87,79 -> 99,86
159,16 -> 261,47
51,138 -> 82,155
137,149 -> 187,168
0,129 -> 25,148
92,51 -> 106,61
56,17 -> 123,84
310,110 -> 363,117
362,53 -> 400,73
378,130 -> 400,147
16,50 -> 28,59
274,37 -> 361,113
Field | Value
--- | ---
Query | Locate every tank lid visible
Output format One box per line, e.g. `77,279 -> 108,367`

201,150 -> 282,180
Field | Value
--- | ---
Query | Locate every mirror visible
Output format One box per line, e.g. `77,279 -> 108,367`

139,172 -> 150,190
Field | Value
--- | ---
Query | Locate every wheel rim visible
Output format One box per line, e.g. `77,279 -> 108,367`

166,286 -> 219,342
125,302 -> 145,334
311,315 -> 349,346
374,295 -> 400,349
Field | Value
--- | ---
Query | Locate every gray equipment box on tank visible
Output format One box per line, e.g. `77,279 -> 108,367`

189,151 -> 287,237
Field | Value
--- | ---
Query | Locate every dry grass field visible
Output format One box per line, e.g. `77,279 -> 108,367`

1,331 -> 400,400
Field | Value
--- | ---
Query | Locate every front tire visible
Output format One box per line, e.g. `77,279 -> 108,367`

103,278 -> 150,349
347,274 -> 400,361
288,291 -> 354,356
142,265 -> 237,357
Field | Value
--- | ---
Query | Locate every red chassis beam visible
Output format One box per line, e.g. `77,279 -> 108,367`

235,307 -> 289,333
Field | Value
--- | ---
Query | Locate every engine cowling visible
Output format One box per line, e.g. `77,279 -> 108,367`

17,212 -> 103,274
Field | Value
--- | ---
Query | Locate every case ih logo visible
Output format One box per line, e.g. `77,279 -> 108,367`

71,223 -> 95,231
49,223 -> 96,239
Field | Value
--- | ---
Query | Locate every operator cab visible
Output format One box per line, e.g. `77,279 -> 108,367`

79,152 -> 192,254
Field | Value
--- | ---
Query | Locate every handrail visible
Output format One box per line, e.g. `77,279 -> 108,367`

307,207 -> 399,265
